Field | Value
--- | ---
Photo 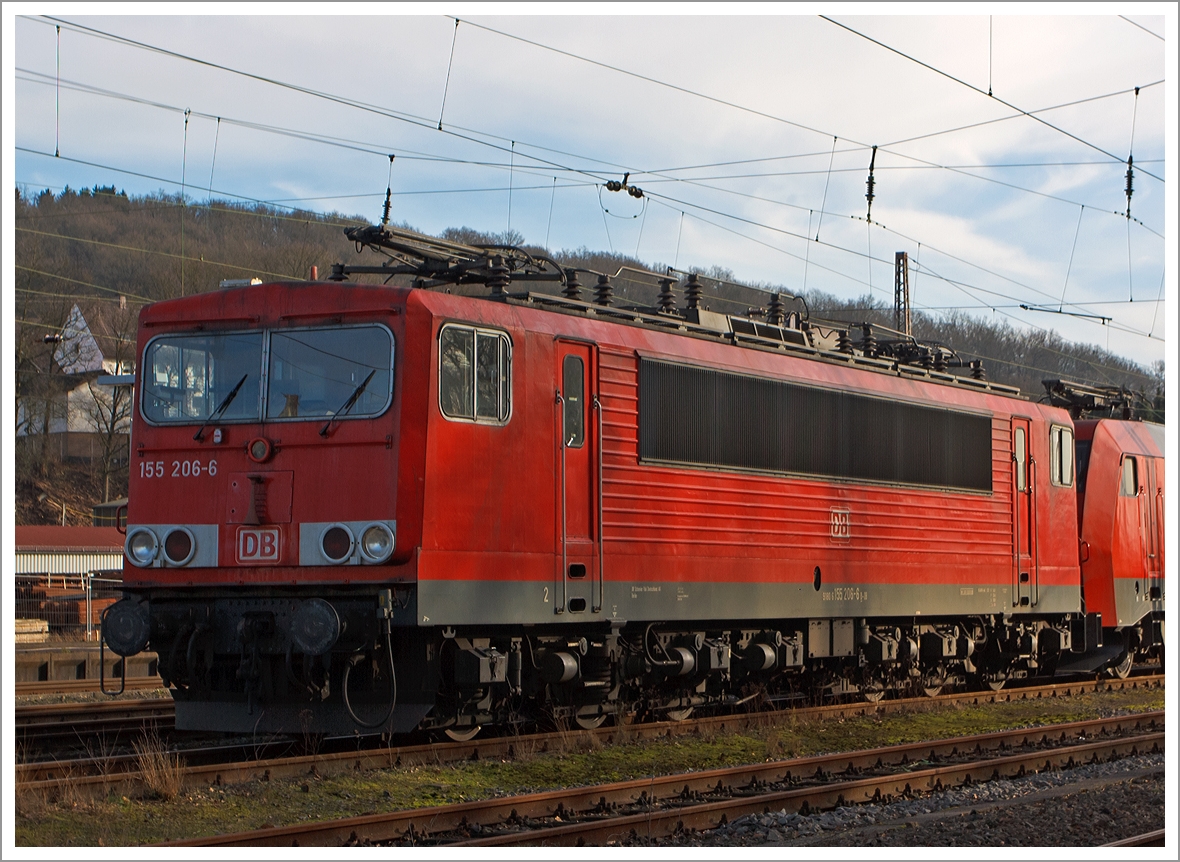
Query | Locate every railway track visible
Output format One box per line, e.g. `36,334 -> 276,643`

15,677 -> 165,696
16,699 -> 175,749
1104,829 -> 1166,847
160,713 -> 1164,847
17,673 -> 1162,795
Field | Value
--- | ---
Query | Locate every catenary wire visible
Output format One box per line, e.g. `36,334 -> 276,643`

820,15 -> 1164,184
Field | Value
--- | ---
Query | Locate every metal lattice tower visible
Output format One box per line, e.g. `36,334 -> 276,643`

894,252 -> 911,336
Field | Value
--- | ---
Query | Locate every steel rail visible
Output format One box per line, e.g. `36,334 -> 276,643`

161,713 -> 1163,847
17,699 -> 174,726
454,733 -> 1165,847
1103,828 -> 1165,847
16,699 -> 175,747
15,676 -> 165,696
17,673 -> 1163,792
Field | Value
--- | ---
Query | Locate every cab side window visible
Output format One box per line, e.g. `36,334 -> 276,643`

439,324 -> 512,423
1049,425 -> 1074,487
1120,456 -> 1138,497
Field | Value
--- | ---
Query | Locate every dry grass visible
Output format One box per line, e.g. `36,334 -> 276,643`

14,785 -> 52,821
132,733 -> 183,801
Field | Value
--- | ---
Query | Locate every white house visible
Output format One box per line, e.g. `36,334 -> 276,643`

17,302 -> 135,463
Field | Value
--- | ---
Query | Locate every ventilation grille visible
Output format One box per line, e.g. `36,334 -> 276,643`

639,359 -> 992,492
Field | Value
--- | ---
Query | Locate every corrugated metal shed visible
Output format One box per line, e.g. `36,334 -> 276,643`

15,526 -> 125,575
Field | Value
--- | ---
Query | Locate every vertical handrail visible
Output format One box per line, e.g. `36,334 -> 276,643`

1012,451 -> 1020,607
85,572 -> 93,642
593,395 -> 603,613
1154,485 -> 1164,575
555,389 -> 566,615
98,604 -> 127,696
1028,457 -> 1039,606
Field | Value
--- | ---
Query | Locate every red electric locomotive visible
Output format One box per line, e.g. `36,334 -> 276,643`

100,223 -> 1165,736
1074,417 -> 1165,674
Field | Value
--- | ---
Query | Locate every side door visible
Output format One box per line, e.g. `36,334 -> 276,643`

1011,418 -> 1035,607
554,340 -> 602,617
1143,458 -> 1163,601
1115,454 -> 1149,619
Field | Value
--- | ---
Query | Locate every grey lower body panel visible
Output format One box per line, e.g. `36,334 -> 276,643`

1113,578 -> 1165,627
418,579 -> 1081,626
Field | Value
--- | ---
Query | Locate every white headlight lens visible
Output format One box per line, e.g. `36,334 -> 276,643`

127,529 -> 158,566
360,524 -> 393,563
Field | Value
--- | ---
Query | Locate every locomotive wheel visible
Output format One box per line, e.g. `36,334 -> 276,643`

918,671 -> 947,697
444,725 -> 482,742
1109,651 -> 1133,680
985,677 -> 1007,692
861,682 -> 886,703
665,706 -> 694,722
575,713 -> 608,730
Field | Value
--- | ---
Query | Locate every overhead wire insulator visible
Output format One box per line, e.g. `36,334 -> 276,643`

1124,154 -> 1134,219
381,154 -> 395,227
606,172 -> 643,198
380,188 -> 393,228
865,145 -> 878,222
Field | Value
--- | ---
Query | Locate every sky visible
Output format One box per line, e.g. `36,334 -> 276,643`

4,3 -> 1175,380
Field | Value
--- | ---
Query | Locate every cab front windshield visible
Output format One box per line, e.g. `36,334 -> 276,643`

142,325 -> 393,425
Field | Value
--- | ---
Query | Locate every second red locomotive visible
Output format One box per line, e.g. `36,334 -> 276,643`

101,224 -> 1165,736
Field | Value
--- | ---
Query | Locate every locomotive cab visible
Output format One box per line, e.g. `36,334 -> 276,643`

105,280 -> 435,734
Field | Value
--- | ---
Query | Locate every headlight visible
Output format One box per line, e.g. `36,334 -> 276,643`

320,524 -> 354,563
359,523 -> 394,564
162,527 -> 195,566
126,528 -> 158,567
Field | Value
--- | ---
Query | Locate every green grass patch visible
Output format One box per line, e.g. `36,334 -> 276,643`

15,686 -> 1163,846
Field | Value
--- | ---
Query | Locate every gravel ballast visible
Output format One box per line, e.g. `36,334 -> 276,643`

662,753 -> 1165,847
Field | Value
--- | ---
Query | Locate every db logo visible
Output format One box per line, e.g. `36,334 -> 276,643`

829,508 -> 851,543
238,527 -> 281,563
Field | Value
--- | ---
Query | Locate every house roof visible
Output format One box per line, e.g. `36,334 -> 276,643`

15,525 -> 125,552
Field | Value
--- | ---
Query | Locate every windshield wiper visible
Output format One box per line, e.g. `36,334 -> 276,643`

320,370 -> 376,437
193,373 -> 249,441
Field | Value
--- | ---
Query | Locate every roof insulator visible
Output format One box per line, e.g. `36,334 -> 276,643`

563,268 -> 582,300
767,293 -> 785,326
594,273 -> 613,307
684,273 -> 702,311
657,278 -> 677,314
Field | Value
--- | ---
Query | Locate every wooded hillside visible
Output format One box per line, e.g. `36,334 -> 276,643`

14,186 -> 1164,525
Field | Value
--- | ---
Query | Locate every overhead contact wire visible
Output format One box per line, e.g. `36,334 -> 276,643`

821,15 -> 1164,183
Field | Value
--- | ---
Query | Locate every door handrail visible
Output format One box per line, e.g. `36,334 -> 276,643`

593,395 -> 603,613
555,389 -> 566,615
1029,456 -> 1039,607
